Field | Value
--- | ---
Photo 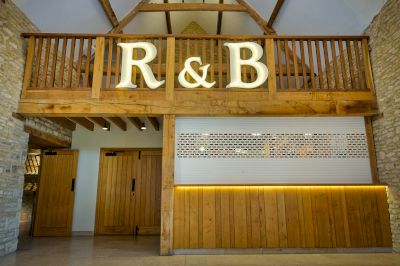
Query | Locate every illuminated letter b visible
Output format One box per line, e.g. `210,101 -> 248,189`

224,42 -> 268,89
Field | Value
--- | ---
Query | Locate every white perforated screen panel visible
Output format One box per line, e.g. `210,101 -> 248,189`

174,117 -> 372,184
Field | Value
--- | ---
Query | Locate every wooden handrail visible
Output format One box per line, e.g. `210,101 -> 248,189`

21,32 -> 368,40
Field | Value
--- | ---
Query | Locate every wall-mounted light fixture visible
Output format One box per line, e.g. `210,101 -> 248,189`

140,123 -> 147,131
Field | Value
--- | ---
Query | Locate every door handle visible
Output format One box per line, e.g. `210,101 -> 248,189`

131,178 -> 136,193
71,178 -> 75,192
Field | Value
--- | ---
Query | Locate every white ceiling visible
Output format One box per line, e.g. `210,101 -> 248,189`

14,0 -> 386,35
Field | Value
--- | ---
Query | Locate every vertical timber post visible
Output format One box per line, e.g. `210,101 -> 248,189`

265,38 -> 277,97
160,114 -> 175,255
21,36 -> 35,99
365,116 -> 379,183
92,37 -> 105,99
166,37 -> 175,101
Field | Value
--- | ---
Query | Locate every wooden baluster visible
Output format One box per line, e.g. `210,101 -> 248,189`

307,40 -> 316,89
186,39 -> 190,83
314,40 -> 324,90
226,40 -> 230,87
157,38 -> 162,82
74,38 -> 84,88
66,38 -> 75,88
58,37 -> 67,88
322,40 -> 332,89
276,40 -> 284,91
292,39 -> 300,90
354,40 -> 365,90
202,39 -> 207,84
346,40 -> 356,89
299,40 -> 308,89
194,39 -> 199,85
330,40 -> 340,89
21,36 -> 35,98
133,39 -> 138,86
218,40 -> 223,88
139,39 -> 144,89
242,47 -> 247,83
84,38 -> 93,88
114,37 -> 121,86
210,39 -> 215,86
265,38 -> 276,96
338,40 -> 349,90
105,38 -> 113,88
178,38 -> 183,88
32,37 -> 43,88
40,37 -> 51,88
284,40 -> 292,90
49,37 -> 59,87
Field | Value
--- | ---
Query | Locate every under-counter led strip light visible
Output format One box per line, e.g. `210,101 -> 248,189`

175,185 -> 388,190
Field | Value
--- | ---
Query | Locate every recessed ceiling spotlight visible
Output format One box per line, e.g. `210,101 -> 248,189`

102,121 -> 110,131
140,123 -> 147,130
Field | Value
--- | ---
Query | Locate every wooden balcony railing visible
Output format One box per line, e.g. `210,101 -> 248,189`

19,33 -> 376,116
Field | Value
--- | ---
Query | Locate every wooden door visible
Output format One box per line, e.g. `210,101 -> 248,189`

33,150 -> 78,236
95,150 -> 136,235
134,150 -> 162,235
95,149 -> 162,235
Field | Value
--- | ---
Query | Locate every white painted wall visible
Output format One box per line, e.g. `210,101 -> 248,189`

70,119 -> 162,233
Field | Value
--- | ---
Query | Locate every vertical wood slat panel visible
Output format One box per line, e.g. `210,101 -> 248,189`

173,186 -> 391,249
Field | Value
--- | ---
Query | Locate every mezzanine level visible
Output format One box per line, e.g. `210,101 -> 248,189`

18,33 -> 376,117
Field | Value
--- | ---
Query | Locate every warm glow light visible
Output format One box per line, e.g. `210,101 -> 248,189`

175,185 -> 388,190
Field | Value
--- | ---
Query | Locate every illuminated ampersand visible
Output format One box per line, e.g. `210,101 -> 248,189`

178,57 -> 216,88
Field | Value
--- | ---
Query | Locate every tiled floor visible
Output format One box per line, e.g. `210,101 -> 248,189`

1,236 -> 400,266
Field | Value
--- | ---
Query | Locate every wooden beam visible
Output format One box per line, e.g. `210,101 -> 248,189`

12,112 -> 26,122
236,0 -> 275,34
148,117 -> 160,131
160,114 -> 175,255
46,117 -> 76,131
138,3 -> 247,12
216,0 -> 223,34
88,117 -> 108,127
98,0 -> 120,28
25,125 -> 71,148
164,0 -> 172,34
107,117 -> 127,131
109,0 -> 150,34
365,117 -> 379,183
68,117 -> 94,131
18,91 -> 378,117
267,0 -> 285,28
128,117 -> 143,131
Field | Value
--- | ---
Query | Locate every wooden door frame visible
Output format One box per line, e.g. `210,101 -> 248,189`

94,147 -> 162,235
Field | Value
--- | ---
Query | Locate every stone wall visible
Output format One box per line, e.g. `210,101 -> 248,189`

364,0 -> 400,252
0,1 -> 72,256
